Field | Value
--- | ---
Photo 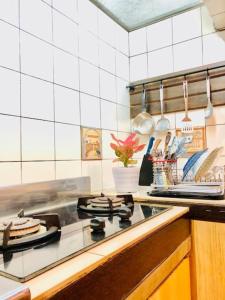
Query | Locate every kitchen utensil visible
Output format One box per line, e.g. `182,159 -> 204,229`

151,138 -> 161,156
182,149 -> 208,181
204,75 -> 213,119
131,86 -> 155,135
156,83 -> 170,132
138,136 -> 155,186
181,80 -> 193,134
194,147 -> 222,182
164,132 -> 171,158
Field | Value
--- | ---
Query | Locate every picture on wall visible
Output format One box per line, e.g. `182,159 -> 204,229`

81,127 -> 102,160
176,126 -> 206,155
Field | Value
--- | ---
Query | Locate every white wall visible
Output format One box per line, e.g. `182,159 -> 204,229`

129,6 -> 225,82
0,0 -> 130,191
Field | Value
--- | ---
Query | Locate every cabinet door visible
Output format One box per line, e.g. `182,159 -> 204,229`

148,258 -> 191,300
191,220 -> 225,300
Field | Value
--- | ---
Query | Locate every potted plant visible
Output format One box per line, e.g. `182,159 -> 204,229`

110,133 -> 146,193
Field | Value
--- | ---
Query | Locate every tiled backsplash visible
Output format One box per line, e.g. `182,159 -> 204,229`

0,0 -> 130,191
129,6 -> 225,81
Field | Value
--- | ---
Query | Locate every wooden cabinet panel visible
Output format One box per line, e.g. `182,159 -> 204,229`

191,220 -> 225,300
148,258 -> 191,300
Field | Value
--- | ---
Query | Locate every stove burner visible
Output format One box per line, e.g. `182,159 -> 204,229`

77,193 -> 134,215
0,209 -> 61,251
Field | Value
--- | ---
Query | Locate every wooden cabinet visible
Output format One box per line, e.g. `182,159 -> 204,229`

148,258 -> 191,300
191,220 -> 225,300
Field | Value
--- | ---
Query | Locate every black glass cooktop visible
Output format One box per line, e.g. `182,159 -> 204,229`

0,199 -> 170,282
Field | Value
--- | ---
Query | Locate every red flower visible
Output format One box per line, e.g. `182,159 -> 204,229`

110,133 -> 146,167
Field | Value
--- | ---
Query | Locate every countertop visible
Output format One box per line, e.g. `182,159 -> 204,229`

23,205 -> 188,300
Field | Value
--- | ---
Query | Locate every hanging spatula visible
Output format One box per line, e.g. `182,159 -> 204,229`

181,80 -> 193,134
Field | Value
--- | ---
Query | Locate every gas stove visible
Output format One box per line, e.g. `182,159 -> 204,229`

0,192 -> 170,282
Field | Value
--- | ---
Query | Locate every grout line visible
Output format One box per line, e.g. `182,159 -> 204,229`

18,0 -> 22,185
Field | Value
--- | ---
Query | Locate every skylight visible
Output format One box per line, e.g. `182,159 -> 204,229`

90,0 -> 202,31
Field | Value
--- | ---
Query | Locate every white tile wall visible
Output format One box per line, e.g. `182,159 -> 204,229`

148,46 -> 173,77
129,28 -> 147,56
129,5 -> 225,83
0,68 -> 20,116
173,37 -> 202,71
99,41 -> 115,74
0,21 -> 19,71
55,123 -> 81,160
78,27 -> 99,65
22,161 -> 55,183
78,0 -> 98,35
20,0 -> 52,42
101,100 -> 117,131
53,0 -> 78,22
54,85 -> 80,125
53,9 -> 78,56
147,18 -> 172,51
98,10 -> 116,47
0,163 -> 21,186
172,8 -> 201,43
80,93 -> 100,128
56,160 -> 82,179
21,75 -> 54,121
100,69 -> 116,102
0,1 -> 19,27
79,59 -> 99,97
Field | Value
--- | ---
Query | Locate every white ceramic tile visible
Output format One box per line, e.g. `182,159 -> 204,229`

0,115 -> 20,161
0,68 -> 20,115
81,160 -> 102,192
173,38 -> 202,72
79,60 -> 99,97
0,21 -> 19,70
78,0 -> 98,35
115,24 -> 129,56
116,78 -> 130,107
100,70 -> 116,102
56,160 -> 82,179
206,106 -> 225,126
147,18 -> 172,51
203,32 -> 225,65
117,105 -> 130,132
129,28 -> 147,56
20,0 -> 52,42
22,161 -> 55,183
22,118 -> 54,160
101,100 -> 117,130
53,10 -> 78,56
0,0 -> 19,26
80,93 -> 100,128
148,46 -> 173,77
21,31 -> 53,81
102,160 -> 114,190
55,123 -> 81,159
54,48 -> 79,89
175,109 -> 205,129
21,75 -> 54,121
130,54 -> 148,82
0,163 -> 21,187
98,10 -> 116,47
173,8 -> 201,43
201,6 -> 215,35
116,52 -> 129,81
53,0 -> 78,21
102,130 -> 117,159
78,27 -> 99,66
54,85 -> 80,124
99,41 -> 116,74
206,125 -> 225,157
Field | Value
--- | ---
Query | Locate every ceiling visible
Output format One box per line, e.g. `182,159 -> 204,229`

90,0 -> 202,31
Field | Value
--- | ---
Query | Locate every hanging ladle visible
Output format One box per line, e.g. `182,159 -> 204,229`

156,82 -> 170,132
131,85 -> 155,135
204,74 -> 213,119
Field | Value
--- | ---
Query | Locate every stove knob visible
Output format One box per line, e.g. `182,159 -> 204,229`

90,218 -> 105,232
118,207 -> 132,221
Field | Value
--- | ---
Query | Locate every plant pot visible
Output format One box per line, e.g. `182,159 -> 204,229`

112,166 -> 140,193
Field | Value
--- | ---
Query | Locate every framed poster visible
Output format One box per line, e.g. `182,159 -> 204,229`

176,126 -> 206,155
81,127 -> 102,160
